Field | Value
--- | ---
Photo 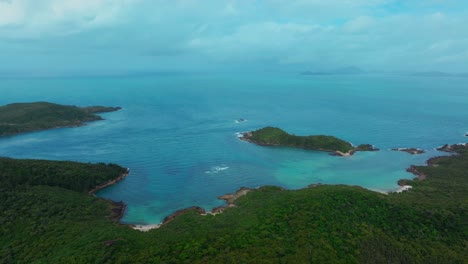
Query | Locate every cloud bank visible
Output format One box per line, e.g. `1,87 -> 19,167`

0,0 -> 467,74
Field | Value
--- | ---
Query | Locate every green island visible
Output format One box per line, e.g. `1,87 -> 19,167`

0,102 -> 121,137
1,144 -> 466,263
240,127 -> 378,156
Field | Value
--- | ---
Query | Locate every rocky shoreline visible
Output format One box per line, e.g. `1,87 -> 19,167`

116,143 -> 466,232
89,168 -> 130,196
436,143 -> 468,153
391,148 -> 425,155
130,187 -> 253,232
239,132 -> 379,157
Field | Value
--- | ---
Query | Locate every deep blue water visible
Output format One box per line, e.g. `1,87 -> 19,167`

0,73 -> 466,224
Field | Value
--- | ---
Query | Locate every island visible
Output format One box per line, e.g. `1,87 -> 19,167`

239,126 -> 378,156
0,102 -> 121,137
391,148 -> 425,155
301,66 -> 364,76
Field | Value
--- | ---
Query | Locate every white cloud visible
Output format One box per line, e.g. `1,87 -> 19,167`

0,0 -> 468,72
0,0 -> 25,26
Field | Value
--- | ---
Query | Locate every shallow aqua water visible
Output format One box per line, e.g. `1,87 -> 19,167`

0,73 -> 466,224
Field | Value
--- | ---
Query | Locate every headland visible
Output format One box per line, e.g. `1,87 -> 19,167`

0,102 -> 121,137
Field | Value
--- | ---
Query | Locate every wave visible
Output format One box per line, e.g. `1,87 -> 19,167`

235,132 -> 246,138
205,165 -> 230,174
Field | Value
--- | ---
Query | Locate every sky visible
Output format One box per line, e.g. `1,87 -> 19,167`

0,0 -> 467,75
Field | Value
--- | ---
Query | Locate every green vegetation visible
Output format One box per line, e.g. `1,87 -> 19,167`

0,157 -> 127,193
0,102 -> 121,136
0,146 -> 466,263
243,127 -> 377,154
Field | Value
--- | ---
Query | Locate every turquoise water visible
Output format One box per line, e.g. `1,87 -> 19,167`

0,73 -> 466,225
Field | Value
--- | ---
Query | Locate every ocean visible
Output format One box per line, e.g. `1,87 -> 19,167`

0,73 -> 466,225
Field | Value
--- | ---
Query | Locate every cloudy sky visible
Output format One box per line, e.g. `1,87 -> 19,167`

0,0 -> 467,74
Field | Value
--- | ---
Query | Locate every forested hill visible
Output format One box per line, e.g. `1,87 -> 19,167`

0,145 -> 466,263
241,127 -> 378,155
0,157 -> 127,193
0,102 -> 121,136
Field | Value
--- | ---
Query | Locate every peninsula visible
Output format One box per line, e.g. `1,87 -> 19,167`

0,102 -> 121,137
240,126 -> 378,156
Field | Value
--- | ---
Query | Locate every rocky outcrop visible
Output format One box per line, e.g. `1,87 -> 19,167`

88,168 -> 130,195
218,187 -> 252,206
81,106 -> 122,114
110,201 -> 127,222
162,206 -> 206,225
355,144 -> 380,152
437,143 -> 468,153
131,187 -> 254,231
406,165 -> 427,180
391,148 -> 425,155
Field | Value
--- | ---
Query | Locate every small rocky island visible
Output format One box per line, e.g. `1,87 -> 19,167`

240,127 -> 378,156
391,148 -> 425,155
437,143 -> 468,153
0,102 -> 121,136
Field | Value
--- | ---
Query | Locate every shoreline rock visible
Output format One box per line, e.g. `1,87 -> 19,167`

406,165 -> 427,180
129,187 -> 253,232
391,148 -> 425,155
89,168 -> 130,195
162,206 -> 206,225
240,132 -> 378,157
110,201 -> 127,222
217,187 -> 252,206
436,143 -> 468,153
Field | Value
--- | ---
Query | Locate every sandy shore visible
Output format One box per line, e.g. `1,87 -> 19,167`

131,224 -> 161,232
395,185 -> 413,193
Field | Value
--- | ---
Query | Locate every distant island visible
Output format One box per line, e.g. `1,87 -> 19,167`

240,127 -> 378,156
410,71 -> 468,78
301,66 -> 364,76
0,102 -> 121,136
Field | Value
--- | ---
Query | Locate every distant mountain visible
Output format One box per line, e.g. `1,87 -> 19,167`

301,66 -> 364,76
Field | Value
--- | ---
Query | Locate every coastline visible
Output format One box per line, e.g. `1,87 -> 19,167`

238,131 -> 378,156
0,103 -> 122,137
239,132 -> 357,156
128,187 -> 253,232
98,143 -> 462,232
89,168 -> 130,196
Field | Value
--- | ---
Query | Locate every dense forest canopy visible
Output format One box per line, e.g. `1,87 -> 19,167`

242,127 -> 377,154
0,145 -> 466,263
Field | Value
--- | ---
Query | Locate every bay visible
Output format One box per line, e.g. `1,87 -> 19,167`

0,73 -> 466,224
